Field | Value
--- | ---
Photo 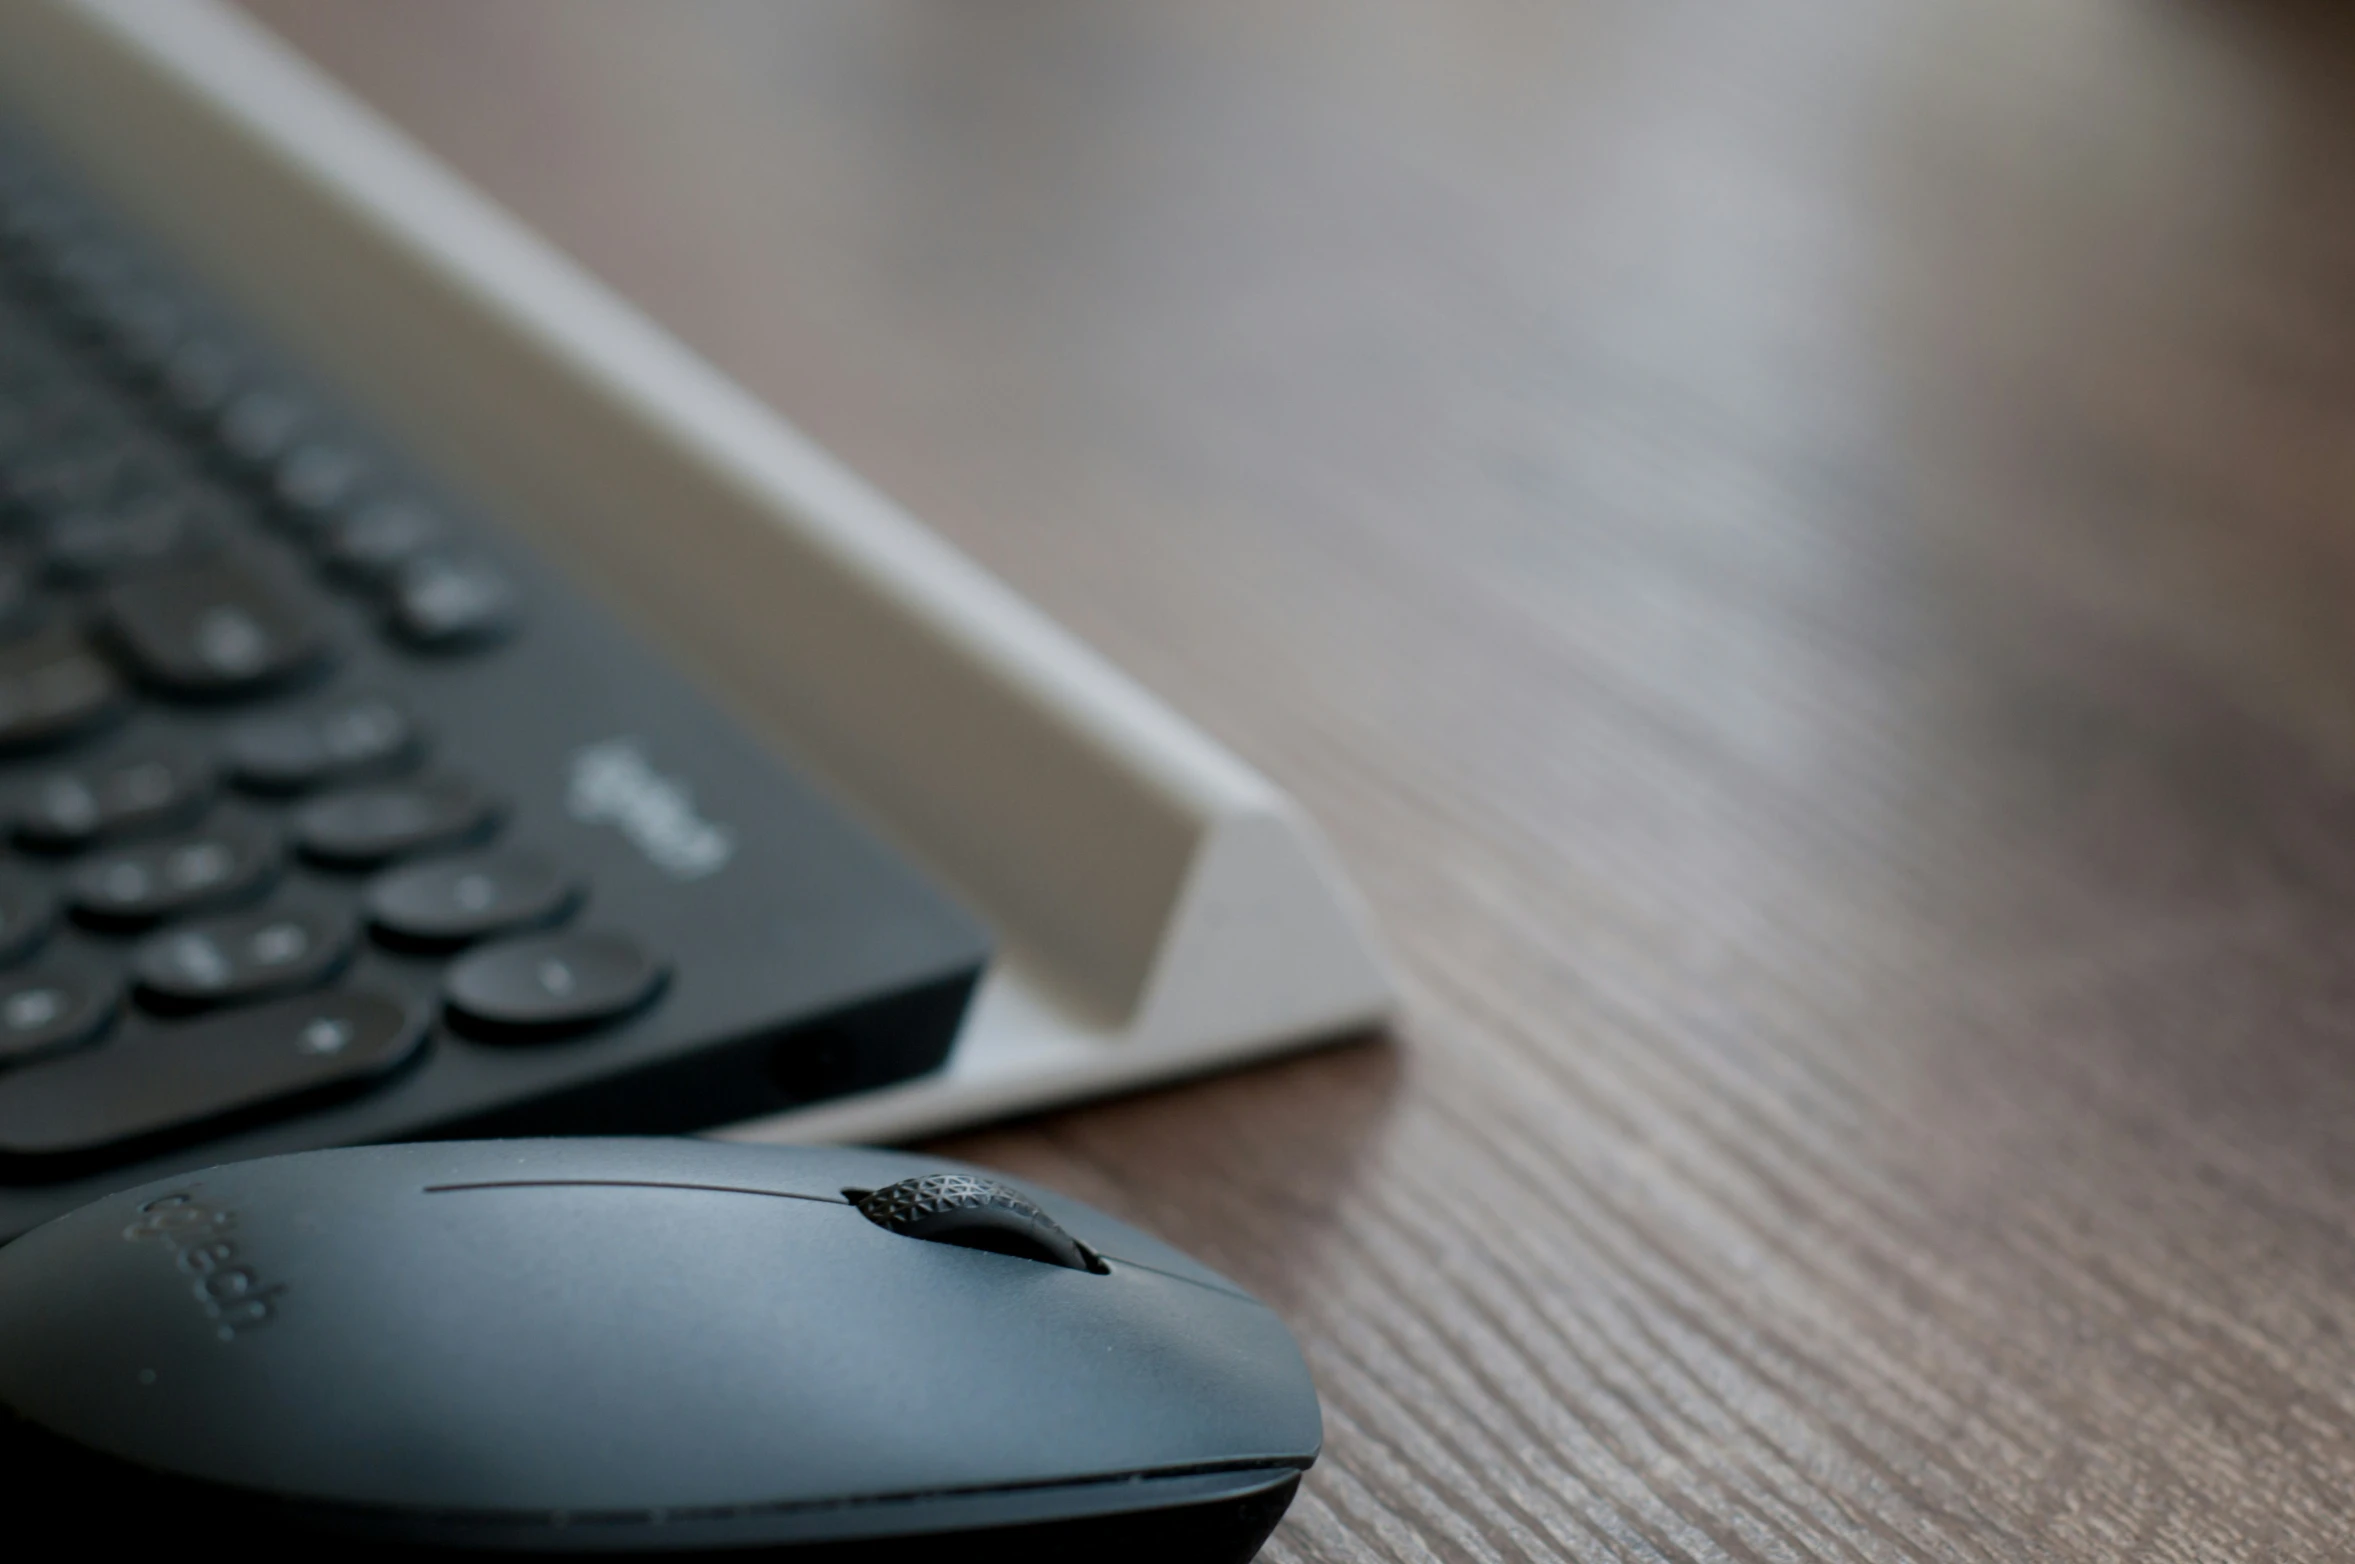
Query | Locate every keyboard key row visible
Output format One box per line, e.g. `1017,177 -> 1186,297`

225,692 -> 417,793
49,777 -> 500,924
70,814 -> 278,928
0,906 -> 665,1056
1,259 -> 525,584
0,295 -> 523,668
1,697 -> 417,858
17,741 -> 209,849
135,899 -> 356,1011
0,835 -> 589,973
0,770 -> 503,926
293,772 -> 500,868
0,918 -> 671,1148
0,856 -> 616,1017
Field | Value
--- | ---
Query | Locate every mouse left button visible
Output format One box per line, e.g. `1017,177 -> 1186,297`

0,986 -> 423,1162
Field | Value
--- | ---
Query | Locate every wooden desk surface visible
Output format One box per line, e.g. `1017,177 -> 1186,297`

234,3 -> 2355,1558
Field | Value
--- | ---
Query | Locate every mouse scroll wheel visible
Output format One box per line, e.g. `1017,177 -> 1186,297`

854,1175 -> 1102,1273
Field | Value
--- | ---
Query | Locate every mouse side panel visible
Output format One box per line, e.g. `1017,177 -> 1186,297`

0,1407 -> 1303,1560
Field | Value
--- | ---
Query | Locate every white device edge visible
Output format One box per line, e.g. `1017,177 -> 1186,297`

0,0 -> 1394,1143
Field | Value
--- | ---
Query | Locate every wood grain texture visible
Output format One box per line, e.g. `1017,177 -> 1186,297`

228,2 -> 2355,1558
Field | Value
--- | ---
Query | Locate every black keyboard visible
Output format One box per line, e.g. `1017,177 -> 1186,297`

0,135 -> 990,1237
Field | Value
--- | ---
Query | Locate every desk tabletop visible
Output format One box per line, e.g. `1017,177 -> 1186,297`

234,3 -> 2355,1558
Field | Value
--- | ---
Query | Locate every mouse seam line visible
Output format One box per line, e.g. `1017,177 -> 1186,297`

418,1180 -> 1259,1297
419,1179 -> 846,1203
1107,1254 -> 1263,1304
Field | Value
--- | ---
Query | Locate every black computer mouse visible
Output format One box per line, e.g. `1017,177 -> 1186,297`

0,1139 -> 1320,1561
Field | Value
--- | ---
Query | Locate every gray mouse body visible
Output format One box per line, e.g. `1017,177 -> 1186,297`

0,1139 -> 1320,1560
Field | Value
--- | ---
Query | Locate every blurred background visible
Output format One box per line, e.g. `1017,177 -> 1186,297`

233,3 -> 2355,1559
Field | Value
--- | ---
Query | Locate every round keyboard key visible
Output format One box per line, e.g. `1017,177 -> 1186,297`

444,928 -> 666,1038
96,287 -> 185,377
15,744 -> 212,850
323,498 -> 446,585
0,190 -> 76,258
0,960 -> 117,1065
98,555 -> 335,698
0,866 -> 58,966
133,899 -> 357,1011
0,543 -> 39,636
388,553 -> 519,649
365,848 -> 581,950
47,241 -> 132,323
294,772 -> 499,869
272,442 -> 369,527
68,816 -> 280,929
0,622 -> 127,754
159,337 -> 241,424
216,388 -> 306,470
227,694 -> 418,795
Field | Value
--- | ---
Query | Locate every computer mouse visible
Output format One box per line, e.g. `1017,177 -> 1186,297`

0,1139 -> 1321,1561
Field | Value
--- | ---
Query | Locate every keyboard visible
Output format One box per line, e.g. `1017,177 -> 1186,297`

0,132 -> 991,1238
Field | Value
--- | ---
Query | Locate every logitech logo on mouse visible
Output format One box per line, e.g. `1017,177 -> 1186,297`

122,1191 -> 282,1341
